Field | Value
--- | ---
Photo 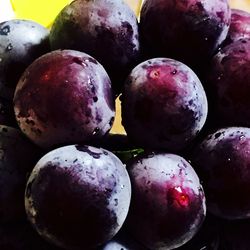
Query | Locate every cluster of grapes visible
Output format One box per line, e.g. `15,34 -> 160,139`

1,0 -> 250,249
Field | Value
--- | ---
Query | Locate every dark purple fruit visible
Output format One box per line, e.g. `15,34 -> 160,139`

121,58 -> 208,152
25,145 -> 131,250
49,0 -> 140,94
126,152 -> 206,250
99,228 -> 147,250
0,220 -> 61,250
223,9 -> 250,47
14,49 -> 115,149
191,127 -> 250,219
0,19 -> 50,101
178,213 -> 220,250
0,97 -> 17,127
206,39 -> 250,128
218,218 -> 250,250
0,125 -> 40,223
139,0 -> 231,71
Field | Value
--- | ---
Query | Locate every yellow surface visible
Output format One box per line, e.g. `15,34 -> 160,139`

10,0 -> 72,27
9,0 -> 142,28
230,0 -> 250,12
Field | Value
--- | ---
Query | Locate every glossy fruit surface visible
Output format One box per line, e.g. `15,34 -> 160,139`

0,19 -> 50,100
0,125 -> 40,223
139,0 -> 231,72
14,49 -> 115,149
121,58 -> 208,152
206,39 -> 250,128
50,0 -> 140,94
25,145 -> 131,250
223,8 -> 250,46
191,127 -> 250,219
126,152 -> 206,250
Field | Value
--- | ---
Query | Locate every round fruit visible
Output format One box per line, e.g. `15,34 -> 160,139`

121,58 -> 208,152
25,145 -> 131,250
191,127 -> 250,219
206,39 -> 250,128
14,49 -> 115,149
126,152 -> 206,250
139,0 -> 231,72
223,9 -> 250,47
0,220 -> 61,250
49,0 -> 140,94
0,97 -> 16,127
0,125 -> 40,223
0,19 -> 50,100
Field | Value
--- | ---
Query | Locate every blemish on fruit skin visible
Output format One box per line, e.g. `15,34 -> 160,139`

75,145 -> 101,159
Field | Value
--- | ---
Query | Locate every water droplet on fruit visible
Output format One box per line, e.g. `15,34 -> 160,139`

6,43 -> 13,51
73,57 -> 87,67
88,79 -> 96,93
0,25 -> 10,35
92,127 -> 100,135
171,69 -> 177,75
0,58 -> 2,62
240,135 -> 245,140
121,184 -> 125,189
227,158 -> 231,162
204,37 -> 208,41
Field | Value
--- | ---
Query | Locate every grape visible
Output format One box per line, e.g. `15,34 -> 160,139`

126,152 -> 206,250
0,19 -> 50,101
49,0 -> 140,94
0,97 -> 17,127
25,145 -> 131,250
223,9 -> 250,47
139,0 -> 231,73
177,214 -> 220,250
191,127 -> 250,219
0,125 -> 40,223
99,228 -> 147,250
0,220 -> 61,250
206,39 -> 250,128
121,58 -> 208,152
218,218 -> 250,250
14,49 -> 115,149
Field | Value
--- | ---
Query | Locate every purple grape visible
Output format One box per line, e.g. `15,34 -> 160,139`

206,39 -> 250,128
0,97 -> 17,127
218,218 -> 250,250
14,49 -> 115,149
0,19 -> 50,101
25,145 -> 131,250
121,58 -> 208,152
99,228 -> 147,250
126,152 -> 206,250
177,214 -> 220,250
49,0 -> 140,94
191,127 -> 250,219
139,0 -> 231,72
223,9 -> 250,47
0,220 -> 61,250
0,125 -> 40,223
